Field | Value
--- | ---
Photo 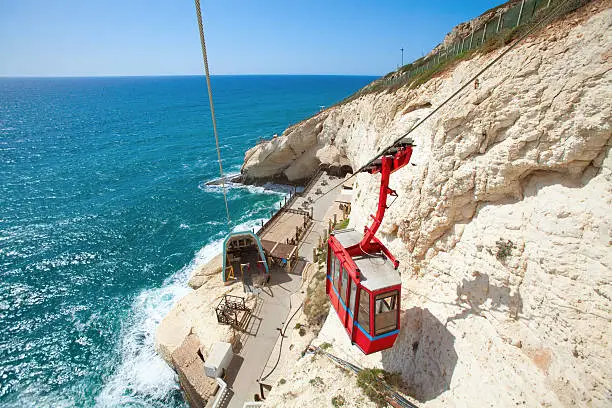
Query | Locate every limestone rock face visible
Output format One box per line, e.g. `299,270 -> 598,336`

241,115 -> 343,182
257,3 -> 612,407
188,254 -> 222,289
240,90 -> 412,182
155,277 -> 251,367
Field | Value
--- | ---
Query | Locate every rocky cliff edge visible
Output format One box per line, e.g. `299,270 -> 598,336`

249,2 -> 611,407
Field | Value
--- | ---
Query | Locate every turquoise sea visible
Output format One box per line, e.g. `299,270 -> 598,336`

0,75 -> 375,407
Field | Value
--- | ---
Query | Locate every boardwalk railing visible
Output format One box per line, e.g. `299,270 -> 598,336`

284,208 -> 311,217
255,169 -> 322,237
211,378 -> 230,408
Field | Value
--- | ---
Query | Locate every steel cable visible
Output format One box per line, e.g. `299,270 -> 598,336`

194,0 -> 232,230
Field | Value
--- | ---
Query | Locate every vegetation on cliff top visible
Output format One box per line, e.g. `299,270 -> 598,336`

334,0 -> 588,107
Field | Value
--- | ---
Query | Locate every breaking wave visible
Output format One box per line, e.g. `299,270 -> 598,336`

96,219 -> 270,407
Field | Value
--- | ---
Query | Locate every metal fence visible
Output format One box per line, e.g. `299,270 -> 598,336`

365,0 -> 590,92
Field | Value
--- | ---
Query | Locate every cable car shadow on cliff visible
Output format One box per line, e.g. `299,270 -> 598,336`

381,307 -> 458,402
446,272 -> 523,325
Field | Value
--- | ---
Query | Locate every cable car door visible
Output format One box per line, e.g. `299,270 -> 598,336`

347,276 -> 357,339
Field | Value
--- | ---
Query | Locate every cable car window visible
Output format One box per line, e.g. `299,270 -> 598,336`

358,289 -> 370,333
340,267 -> 348,305
333,256 -> 341,291
374,291 -> 398,335
349,279 -> 357,317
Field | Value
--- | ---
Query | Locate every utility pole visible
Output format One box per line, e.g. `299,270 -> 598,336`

400,48 -> 404,67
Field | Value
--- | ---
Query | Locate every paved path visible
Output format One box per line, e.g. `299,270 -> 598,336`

254,175 -> 347,392
223,172 -> 346,408
257,263 -> 310,387
294,173 -> 346,262
225,268 -> 302,408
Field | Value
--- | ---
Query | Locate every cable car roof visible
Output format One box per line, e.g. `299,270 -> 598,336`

354,254 -> 401,291
334,229 -> 400,291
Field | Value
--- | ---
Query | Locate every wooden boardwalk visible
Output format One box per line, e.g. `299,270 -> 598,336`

220,172 -> 345,408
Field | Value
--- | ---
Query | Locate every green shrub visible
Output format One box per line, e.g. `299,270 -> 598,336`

495,238 -> 515,261
335,218 -> 350,230
331,395 -> 346,407
303,269 -> 329,329
409,50 -> 474,89
480,26 -> 520,54
309,376 -> 324,387
356,368 -> 402,407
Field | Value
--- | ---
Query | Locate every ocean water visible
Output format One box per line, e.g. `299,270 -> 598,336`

0,75 -> 375,407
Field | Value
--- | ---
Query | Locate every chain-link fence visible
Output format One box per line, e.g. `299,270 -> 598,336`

354,0 -> 592,95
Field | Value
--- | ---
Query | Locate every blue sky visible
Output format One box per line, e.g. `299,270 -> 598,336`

0,0 -> 502,77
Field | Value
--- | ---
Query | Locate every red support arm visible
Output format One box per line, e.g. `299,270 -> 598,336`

349,146 -> 413,268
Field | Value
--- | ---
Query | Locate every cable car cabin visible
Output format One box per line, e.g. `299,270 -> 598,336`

327,229 -> 400,354
325,137 -> 414,354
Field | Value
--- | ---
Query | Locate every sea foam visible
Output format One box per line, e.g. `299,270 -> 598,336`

95,218 -> 271,406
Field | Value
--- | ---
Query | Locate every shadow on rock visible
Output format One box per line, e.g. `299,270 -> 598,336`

381,307 -> 458,402
447,272 -> 522,324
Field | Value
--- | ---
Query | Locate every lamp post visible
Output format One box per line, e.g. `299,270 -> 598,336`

400,48 -> 404,67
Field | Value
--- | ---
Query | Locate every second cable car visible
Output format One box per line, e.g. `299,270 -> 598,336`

326,138 -> 413,354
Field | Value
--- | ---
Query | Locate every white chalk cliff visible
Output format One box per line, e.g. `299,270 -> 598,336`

251,2 -> 611,407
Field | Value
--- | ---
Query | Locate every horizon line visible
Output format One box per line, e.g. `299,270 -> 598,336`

0,73 -> 383,79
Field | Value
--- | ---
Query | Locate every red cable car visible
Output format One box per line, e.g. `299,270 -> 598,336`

326,138 -> 414,354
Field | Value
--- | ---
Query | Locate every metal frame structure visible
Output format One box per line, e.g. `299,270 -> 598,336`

215,294 -> 250,325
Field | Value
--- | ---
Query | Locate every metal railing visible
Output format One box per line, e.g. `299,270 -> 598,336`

211,378 -> 230,408
255,169 -> 321,237
309,346 -> 419,408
